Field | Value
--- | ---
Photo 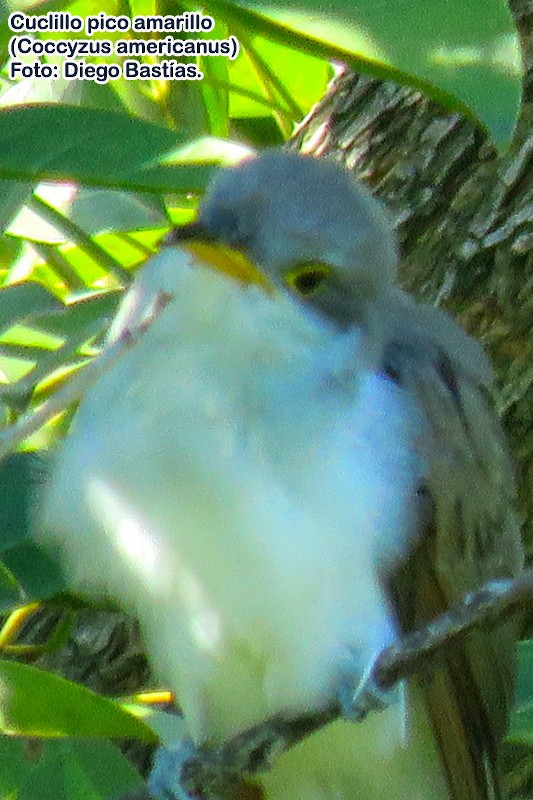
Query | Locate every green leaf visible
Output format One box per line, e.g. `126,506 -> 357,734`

0,452 -> 67,606
34,739 -> 143,800
229,35 -> 330,123
0,105 -> 215,194
0,737 -> 30,798
206,0 -> 522,149
0,660 -> 157,740
0,452 -> 45,550
0,560 -> 21,609
508,640 -> 533,745
509,705 -> 533,746
0,290 -> 124,419
68,189 -> 167,236
0,540 -> 68,607
0,738 -> 143,800
0,282 -> 62,334
515,639 -> 533,708
0,180 -> 32,232
34,291 -> 122,339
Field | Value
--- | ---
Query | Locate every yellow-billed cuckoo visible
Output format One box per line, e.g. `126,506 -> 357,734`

42,150 -> 523,800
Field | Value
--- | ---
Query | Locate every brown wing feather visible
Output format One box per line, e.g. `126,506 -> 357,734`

381,289 -> 523,800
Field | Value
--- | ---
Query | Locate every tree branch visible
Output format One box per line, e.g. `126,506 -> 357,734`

173,572 -> 530,799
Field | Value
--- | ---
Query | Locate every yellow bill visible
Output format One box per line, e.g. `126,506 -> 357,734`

184,241 -> 274,294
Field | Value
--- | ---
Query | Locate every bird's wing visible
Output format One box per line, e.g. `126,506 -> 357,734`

381,290 -> 523,800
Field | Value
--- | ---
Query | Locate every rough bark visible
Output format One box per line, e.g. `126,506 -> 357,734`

291,0 -> 533,560
286,2 -> 533,794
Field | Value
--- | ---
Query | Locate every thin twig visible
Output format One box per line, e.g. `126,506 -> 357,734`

374,577 -> 522,688
177,571 -> 532,799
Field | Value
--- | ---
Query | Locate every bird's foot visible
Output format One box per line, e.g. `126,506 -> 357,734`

336,649 -> 398,722
148,739 -> 198,800
148,737 -> 249,800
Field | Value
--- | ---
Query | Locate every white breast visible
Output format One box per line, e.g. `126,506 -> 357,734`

43,248 -> 426,744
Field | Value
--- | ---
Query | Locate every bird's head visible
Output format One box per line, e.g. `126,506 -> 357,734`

166,150 -> 398,330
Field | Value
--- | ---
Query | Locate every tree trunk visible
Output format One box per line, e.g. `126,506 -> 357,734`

285,4 -> 533,793
291,0 -> 533,562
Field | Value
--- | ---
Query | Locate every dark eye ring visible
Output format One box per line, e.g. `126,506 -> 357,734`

286,264 -> 331,297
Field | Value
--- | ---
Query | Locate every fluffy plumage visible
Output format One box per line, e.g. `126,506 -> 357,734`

42,150 -> 522,800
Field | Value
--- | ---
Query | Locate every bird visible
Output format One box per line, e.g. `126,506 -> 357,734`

41,149 -> 523,800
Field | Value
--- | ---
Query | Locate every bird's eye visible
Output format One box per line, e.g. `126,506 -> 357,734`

286,264 -> 332,297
